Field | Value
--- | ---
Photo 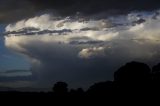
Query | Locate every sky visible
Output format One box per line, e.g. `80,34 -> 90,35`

1,0 -> 160,91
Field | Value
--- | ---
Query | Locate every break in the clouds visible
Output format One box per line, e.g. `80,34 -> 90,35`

4,10 -> 160,88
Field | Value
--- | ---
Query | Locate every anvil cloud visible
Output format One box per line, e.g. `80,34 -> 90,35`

4,10 -> 160,88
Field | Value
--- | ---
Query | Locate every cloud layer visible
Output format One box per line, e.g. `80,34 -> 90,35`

4,10 -> 160,88
1,0 -> 160,23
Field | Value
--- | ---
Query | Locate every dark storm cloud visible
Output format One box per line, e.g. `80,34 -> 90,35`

0,76 -> 34,82
28,0 -> 160,14
3,0 -> 160,89
5,10 -> 160,88
69,40 -> 104,45
4,29 -> 72,36
0,0 -> 37,23
0,69 -> 33,82
1,0 -> 160,23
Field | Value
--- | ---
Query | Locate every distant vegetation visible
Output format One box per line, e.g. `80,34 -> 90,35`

1,61 -> 160,102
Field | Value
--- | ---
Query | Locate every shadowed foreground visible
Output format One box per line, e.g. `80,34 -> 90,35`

0,61 -> 160,103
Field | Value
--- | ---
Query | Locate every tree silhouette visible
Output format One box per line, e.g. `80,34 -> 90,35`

152,63 -> 160,81
2,61 -> 160,100
152,63 -> 160,92
114,61 -> 151,84
87,81 -> 114,96
70,88 -> 84,96
52,82 -> 68,96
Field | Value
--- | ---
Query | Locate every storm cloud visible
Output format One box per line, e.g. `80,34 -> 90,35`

1,0 -> 160,23
4,9 -> 160,88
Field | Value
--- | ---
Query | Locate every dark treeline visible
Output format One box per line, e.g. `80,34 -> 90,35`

1,61 -> 160,103
51,61 -> 160,97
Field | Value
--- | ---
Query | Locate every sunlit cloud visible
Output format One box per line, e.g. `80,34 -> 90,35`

4,10 -> 160,88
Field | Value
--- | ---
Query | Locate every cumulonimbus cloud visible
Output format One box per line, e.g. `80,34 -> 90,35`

4,10 -> 160,88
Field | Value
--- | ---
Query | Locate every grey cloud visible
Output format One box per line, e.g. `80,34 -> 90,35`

69,40 -> 104,45
28,0 -> 160,15
0,76 -> 34,82
1,0 -> 160,23
1,69 -> 30,74
5,29 -> 72,36
0,0 -> 37,23
4,10 -> 160,88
